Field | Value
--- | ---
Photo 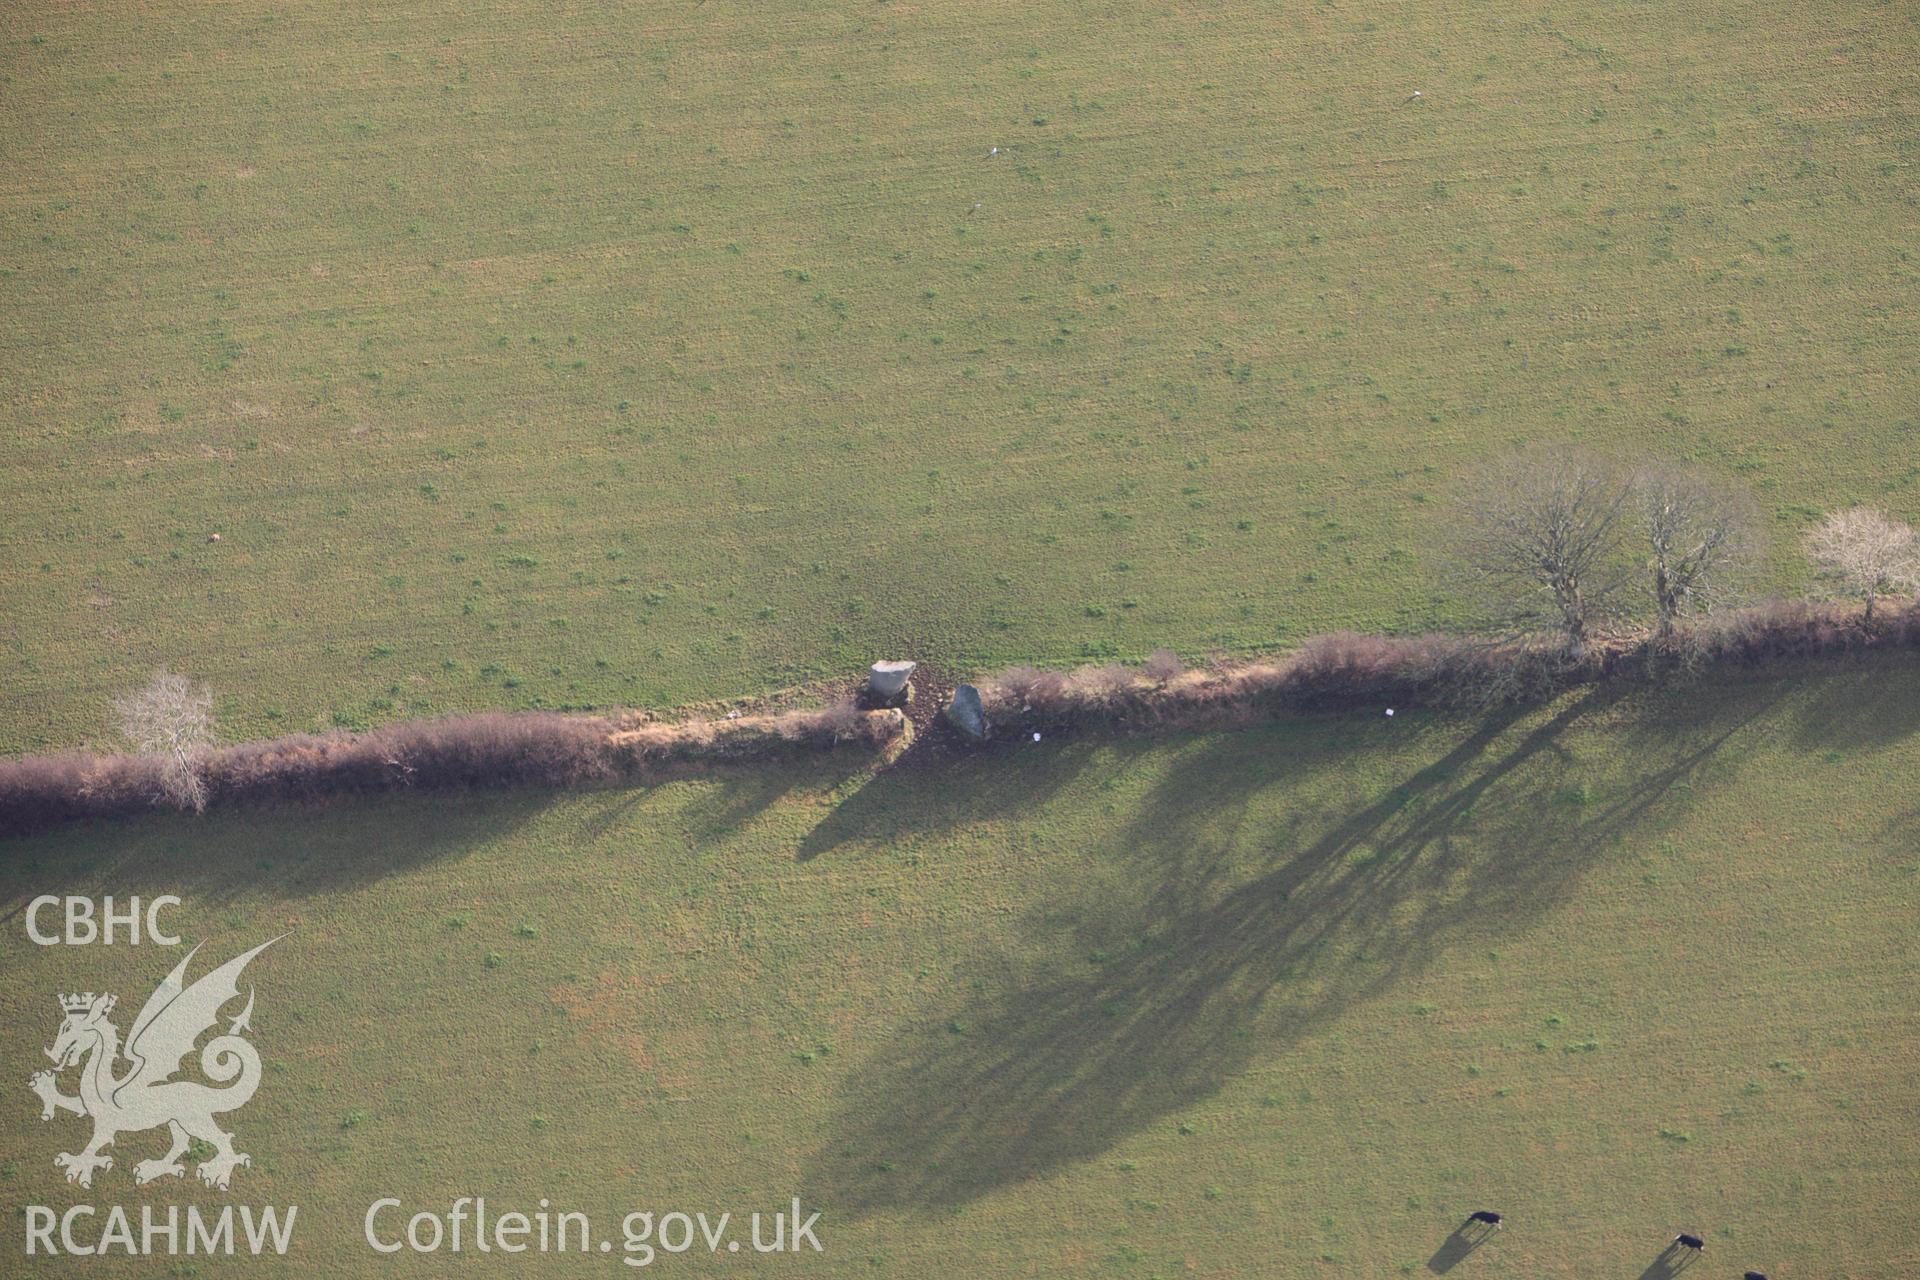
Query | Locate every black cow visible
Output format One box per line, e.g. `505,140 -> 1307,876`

1672,1233 -> 1705,1251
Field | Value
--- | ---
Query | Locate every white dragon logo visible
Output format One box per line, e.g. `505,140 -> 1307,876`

29,938 -> 279,1191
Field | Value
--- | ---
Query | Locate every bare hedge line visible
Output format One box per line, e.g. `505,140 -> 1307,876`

4,600 -> 1916,838
978,599 -> 1920,731
0,704 -> 903,838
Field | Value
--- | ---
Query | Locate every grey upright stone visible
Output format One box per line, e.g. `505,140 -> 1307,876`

868,660 -> 917,701
946,683 -> 989,740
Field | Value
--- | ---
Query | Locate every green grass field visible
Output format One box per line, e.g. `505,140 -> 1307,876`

5,2 -> 1919,1276
2,665 -> 1916,1275
3,0 -> 1918,751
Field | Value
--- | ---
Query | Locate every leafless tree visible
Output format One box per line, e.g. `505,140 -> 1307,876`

1141,648 -> 1184,684
1804,507 -> 1920,619
114,669 -> 214,812
1636,467 -> 1760,637
1448,449 -> 1633,655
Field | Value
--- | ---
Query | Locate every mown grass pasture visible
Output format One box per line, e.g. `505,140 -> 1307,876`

2,666 -> 1916,1275
4,1 -> 1918,1276
2,0 -> 1917,750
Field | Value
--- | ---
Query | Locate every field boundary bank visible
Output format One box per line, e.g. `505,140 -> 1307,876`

4,599 -> 1917,838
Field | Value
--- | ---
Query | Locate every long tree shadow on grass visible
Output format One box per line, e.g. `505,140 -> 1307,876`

808,683 -> 1777,1214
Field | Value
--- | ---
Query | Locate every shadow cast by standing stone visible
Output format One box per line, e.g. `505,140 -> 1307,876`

793,739 -> 1118,861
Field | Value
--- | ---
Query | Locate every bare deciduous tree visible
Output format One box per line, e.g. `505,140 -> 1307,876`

1449,450 -> 1633,655
1636,467 -> 1759,637
114,669 -> 214,812
1804,507 -> 1920,619
1141,648 -> 1184,684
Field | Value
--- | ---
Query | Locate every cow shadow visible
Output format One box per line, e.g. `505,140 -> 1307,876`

1637,1242 -> 1703,1278
1427,1220 -> 1498,1273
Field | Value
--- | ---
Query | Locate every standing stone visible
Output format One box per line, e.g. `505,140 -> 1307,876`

868,660 -> 917,701
946,683 -> 989,740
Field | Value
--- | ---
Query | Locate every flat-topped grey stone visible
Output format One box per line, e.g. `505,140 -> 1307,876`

868,660 -> 917,700
946,683 -> 989,740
